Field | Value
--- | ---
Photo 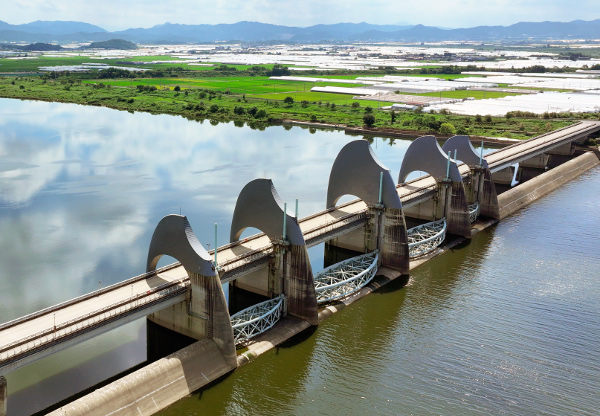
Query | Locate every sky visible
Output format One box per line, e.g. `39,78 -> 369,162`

3,0 -> 600,31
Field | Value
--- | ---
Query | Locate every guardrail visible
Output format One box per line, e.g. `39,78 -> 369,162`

0,261 -> 184,333
0,278 -> 189,364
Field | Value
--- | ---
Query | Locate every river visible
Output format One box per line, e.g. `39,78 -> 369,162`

0,99 -> 598,415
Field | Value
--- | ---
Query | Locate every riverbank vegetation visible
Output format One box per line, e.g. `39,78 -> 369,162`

1,56 -> 595,138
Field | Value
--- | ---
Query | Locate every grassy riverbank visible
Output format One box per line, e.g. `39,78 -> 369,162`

0,76 -> 580,138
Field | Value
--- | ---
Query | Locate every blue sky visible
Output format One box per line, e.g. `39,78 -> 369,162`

4,0 -> 600,30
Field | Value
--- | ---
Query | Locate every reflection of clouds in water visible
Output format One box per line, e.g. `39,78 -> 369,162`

0,99 -> 413,317
0,193 -> 148,319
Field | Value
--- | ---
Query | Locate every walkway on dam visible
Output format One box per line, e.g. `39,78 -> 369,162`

1,120 -> 599,374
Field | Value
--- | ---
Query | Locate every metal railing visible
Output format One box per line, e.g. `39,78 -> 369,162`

0,278 -> 189,364
230,295 -> 286,345
407,218 -> 447,258
303,209 -> 368,245
314,251 -> 379,304
469,202 -> 480,223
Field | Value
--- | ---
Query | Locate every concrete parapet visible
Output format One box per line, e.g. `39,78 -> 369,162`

47,339 -> 234,416
498,151 -> 599,219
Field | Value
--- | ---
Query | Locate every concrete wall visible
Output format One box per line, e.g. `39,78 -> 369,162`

232,268 -> 270,297
498,151 -> 599,219
325,226 -> 367,253
47,339 -> 234,416
403,198 -> 437,221
0,376 -> 6,416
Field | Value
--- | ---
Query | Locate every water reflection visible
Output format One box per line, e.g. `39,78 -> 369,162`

0,98 -> 419,414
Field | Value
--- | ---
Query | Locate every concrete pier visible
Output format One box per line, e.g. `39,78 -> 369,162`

0,376 -> 6,416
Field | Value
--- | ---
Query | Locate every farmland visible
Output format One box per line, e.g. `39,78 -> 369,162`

1,53 -> 596,138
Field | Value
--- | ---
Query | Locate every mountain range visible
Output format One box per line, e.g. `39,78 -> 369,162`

1,19 -> 599,44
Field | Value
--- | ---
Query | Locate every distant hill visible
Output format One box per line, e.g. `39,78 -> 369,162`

0,19 -> 599,44
19,42 -> 63,51
87,39 -> 137,50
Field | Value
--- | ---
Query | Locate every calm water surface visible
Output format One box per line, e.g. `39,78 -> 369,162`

0,99 -> 598,415
160,167 -> 600,416
0,99 -> 415,415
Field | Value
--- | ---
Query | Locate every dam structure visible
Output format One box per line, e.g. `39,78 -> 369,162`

0,121 -> 599,416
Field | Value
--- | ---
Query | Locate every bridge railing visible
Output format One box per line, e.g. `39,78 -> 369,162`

407,219 -> 447,258
303,210 -> 368,247
314,251 -> 379,304
230,295 -> 286,345
0,278 -> 189,364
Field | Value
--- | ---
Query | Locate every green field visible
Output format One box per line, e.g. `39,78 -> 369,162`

0,76 -> 583,140
0,55 -> 280,73
1,54 -> 593,140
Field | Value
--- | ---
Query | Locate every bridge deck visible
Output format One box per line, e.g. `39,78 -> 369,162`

2,120 -> 599,373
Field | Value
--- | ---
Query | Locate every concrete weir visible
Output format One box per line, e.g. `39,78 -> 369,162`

498,151 -> 599,219
27,125 -> 600,416
48,339 -> 231,416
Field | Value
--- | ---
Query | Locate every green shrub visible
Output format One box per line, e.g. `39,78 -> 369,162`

439,122 -> 457,135
363,114 -> 376,127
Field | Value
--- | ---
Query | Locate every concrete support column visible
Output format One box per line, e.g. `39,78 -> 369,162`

366,206 -> 409,274
281,244 -> 319,326
466,166 -> 500,220
0,375 -> 6,416
440,180 -> 471,238
268,244 -> 286,298
188,272 -> 237,368
147,271 -> 236,369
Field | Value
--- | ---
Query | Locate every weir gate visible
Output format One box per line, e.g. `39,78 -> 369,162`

1,121 -> 599,416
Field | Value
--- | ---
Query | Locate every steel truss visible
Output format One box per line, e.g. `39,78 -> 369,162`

314,251 -> 379,304
469,202 -> 480,223
407,218 -> 447,258
230,295 -> 286,345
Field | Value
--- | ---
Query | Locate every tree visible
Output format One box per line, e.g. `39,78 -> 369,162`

351,102 -> 360,108
268,64 -> 290,76
390,111 -> 396,123
174,86 -> 181,92
364,106 -> 373,114
363,114 -> 376,127
283,96 -> 294,105
439,122 -> 456,135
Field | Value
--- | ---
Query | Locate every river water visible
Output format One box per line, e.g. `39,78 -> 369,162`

1,99 -> 599,415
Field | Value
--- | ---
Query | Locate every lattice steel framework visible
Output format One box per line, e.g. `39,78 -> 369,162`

469,202 -> 480,223
314,251 -> 379,304
407,219 -> 447,258
230,295 -> 286,345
